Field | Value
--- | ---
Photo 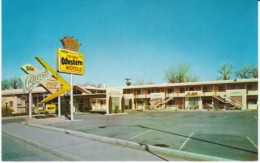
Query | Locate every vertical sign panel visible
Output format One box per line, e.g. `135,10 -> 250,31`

57,48 -> 85,75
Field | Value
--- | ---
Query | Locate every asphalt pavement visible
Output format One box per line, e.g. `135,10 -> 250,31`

2,110 -> 258,161
49,110 -> 258,161
2,122 -> 181,161
2,132 -> 65,161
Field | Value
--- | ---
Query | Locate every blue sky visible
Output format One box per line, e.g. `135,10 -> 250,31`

2,0 -> 258,87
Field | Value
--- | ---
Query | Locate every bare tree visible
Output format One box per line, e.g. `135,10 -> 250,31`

134,78 -> 145,86
236,65 -> 252,79
251,66 -> 258,78
146,80 -> 155,85
83,81 -> 103,88
2,80 -> 10,90
8,77 -> 22,89
165,63 -> 199,83
217,63 -> 233,80
236,65 -> 258,79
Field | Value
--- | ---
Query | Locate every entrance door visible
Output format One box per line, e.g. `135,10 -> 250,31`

188,97 -> 199,109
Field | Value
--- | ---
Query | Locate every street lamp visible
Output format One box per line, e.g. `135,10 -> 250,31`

5,102 -> 8,116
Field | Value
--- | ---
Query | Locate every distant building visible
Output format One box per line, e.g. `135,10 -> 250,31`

1,78 -> 258,115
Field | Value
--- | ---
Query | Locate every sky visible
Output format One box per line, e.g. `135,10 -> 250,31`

2,0 -> 258,87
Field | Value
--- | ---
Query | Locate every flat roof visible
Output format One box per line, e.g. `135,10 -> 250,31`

119,78 -> 258,89
2,87 -> 47,95
2,78 -> 258,96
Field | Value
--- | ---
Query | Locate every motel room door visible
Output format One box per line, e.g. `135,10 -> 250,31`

188,97 -> 199,109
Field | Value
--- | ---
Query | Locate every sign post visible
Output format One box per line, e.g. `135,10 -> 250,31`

58,96 -> 61,117
29,92 -> 32,119
70,74 -> 74,120
57,36 -> 84,121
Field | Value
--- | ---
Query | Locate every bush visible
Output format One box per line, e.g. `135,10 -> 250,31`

2,105 -> 14,117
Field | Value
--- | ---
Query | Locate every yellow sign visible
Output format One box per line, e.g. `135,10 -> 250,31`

57,48 -> 84,75
35,56 -> 71,103
45,104 -> 57,114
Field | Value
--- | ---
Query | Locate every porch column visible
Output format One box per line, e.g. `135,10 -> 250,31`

119,96 -> 122,112
199,97 -> 203,110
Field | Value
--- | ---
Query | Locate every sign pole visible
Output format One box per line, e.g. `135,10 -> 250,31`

29,92 -> 32,119
58,96 -> 61,117
70,73 -> 74,121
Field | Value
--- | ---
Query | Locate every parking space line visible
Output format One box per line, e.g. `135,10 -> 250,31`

128,130 -> 152,140
179,132 -> 194,150
247,137 -> 258,150
255,116 -> 257,120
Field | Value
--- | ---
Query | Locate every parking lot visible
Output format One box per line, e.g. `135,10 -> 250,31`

47,110 -> 258,161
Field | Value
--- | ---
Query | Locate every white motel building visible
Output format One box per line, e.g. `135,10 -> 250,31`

1,78 -> 258,115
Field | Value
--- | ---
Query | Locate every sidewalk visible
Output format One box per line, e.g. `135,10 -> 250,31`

2,123 -> 179,161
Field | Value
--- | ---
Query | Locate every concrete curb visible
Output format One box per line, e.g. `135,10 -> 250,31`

24,116 -> 65,125
2,115 -> 28,120
29,123 -> 232,161
2,129 -> 79,161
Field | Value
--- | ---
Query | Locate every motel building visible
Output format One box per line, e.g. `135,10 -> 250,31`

1,78 -> 258,115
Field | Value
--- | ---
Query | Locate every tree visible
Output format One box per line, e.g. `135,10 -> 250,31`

108,96 -> 112,114
121,96 -> 125,113
217,63 -> 233,80
236,65 -> 252,79
165,63 -> 199,83
83,81 -> 103,88
146,80 -> 155,85
8,77 -> 22,89
134,78 -> 144,85
133,78 -> 155,86
251,66 -> 258,78
96,83 -> 103,88
2,80 -> 10,90
236,65 -> 258,79
125,78 -> 131,86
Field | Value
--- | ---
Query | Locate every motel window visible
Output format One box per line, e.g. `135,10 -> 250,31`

247,84 -> 257,90
189,88 -> 194,91
51,98 -> 58,103
9,101 -> 13,107
33,96 -> 38,103
180,88 -> 185,93
247,85 -> 252,90
148,89 -> 154,94
203,99 -> 212,104
170,100 -> 175,105
73,90 -> 82,95
248,98 -> 257,104
219,86 -> 225,92
137,89 -> 141,95
202,86 -> 208,92
168,88 -> 174,93
228,84 -> 236,90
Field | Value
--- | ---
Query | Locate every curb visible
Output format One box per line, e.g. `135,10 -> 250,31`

2,129 -> 79,161
2,115 -> 28,120
29,123 -> 232,161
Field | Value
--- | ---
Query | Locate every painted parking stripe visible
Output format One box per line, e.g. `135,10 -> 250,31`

247,137 -> 258,150
179,132 -> 194,151
128,130 -> 152,140
255,116 -> 257,120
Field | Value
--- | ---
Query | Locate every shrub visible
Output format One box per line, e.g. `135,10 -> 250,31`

2,105 -> 14,117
